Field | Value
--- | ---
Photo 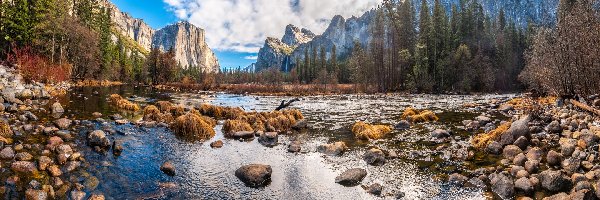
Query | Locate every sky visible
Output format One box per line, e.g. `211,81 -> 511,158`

111,0 -> 382,70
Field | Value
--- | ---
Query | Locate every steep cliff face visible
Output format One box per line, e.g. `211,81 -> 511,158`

152,22 -> 220,72
255,25 -> 315,71
99,0 -> 220,72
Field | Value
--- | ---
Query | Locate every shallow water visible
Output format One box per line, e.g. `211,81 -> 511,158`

58,86 -> 516,199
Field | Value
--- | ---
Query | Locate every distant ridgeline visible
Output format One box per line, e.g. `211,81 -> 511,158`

98,0 -> 220,73
253,0 -> 558,73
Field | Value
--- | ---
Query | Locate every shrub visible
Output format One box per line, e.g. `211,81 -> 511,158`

143,105 -> 161,121
157,101 -> 173,112
351,122 -> 392,140
170,113 -> 215,141
108,94 -> 140,111
401,108 -> 439,123
222,120 -> 253,136
7,46 -> 71,83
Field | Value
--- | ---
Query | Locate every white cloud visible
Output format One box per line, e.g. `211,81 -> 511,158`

163,0 -> 382,53
244,55 -> 258,60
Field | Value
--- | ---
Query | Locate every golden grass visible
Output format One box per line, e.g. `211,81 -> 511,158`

351,121 -> 392,140
501,96 -> 557,111
169,105 -> 186,117
222,120 -> 253,135
108,94 -> 140,111
75,80 -> 123,87
471,122 -> 512,149
170,113 -> 215,141
143,105 -> 161,121
200,103 -> 305,132
0,121 -> 13,138
157,101 -> 173,112
401,107 -> 439,123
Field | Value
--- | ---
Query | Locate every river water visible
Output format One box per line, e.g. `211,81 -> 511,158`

57,85 -> 516,199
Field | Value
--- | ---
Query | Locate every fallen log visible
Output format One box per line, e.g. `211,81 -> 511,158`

275,98 -> 300,111
570,99 -> 600,116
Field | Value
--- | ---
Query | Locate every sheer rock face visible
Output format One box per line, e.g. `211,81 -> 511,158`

98,0 -> 219,73
153,22 -> 220,73
255,25 -> 315,72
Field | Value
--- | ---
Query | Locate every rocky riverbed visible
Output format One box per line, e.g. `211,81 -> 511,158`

1,65 -> 600,199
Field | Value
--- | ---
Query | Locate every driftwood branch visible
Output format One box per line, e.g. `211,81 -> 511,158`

275,98 -> 300,111
570,99 -> 600,116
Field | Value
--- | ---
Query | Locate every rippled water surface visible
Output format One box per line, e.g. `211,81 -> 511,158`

58,86 -> 516,199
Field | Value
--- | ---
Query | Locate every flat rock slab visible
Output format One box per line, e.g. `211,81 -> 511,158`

335,168 -> 367,186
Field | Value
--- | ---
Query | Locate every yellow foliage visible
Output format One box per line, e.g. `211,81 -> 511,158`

471,122 -> 512,149
170,113 -> 215,141
222,120 -> 253,136
352,121 -> 392,140
108,94 -> 140,111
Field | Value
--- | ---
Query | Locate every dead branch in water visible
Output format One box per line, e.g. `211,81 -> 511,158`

570,99 -> 600,116
275,98 -> 300,111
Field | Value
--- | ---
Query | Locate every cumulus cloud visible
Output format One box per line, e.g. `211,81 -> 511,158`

163,0 -> 382,53
244,55 -> 258,60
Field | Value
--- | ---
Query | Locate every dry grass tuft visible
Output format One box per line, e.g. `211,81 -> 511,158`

157,101 -> 173,112
0,121 -> 13,138
222,120 -> 253,136
169,105 -> 186,117
471,122 -> 512,149
402,108 -> 439,123
143,105 -> 161,121
170,113 -> 215,141
351,121 -> 392,140
199,103 -> 305,132
108,94 -> 140,111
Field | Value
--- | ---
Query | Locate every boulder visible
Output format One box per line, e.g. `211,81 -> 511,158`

235,164 -> 272,188
287,141 -> 301,153
513,153 -> 527,166
87,130 -> 110,147
394,120 -> 410,130
363,149 -> 386,166
525,160 -> 540,174
503,145 -> 522,160
11,161 -> 37,173
160,161 -> 176,176
0,147 -> 15,160
499,116 -> 530,145
317,142 -> 347,156
546,121 -> 563,133
448,173 -> 468,186
431,129 -> 450,138
486,141 -> 502,155
53,118 -> 72,130
335,168 -> 367,186
539,170 -> 570,192
547,150 -> 563,166
513,136 -> 529,150
526,147 -> 543,161
51,102 -> 64,114
258,132 -> 278,147
210,140 -> 224,148
491,173 -> 515,199
514,177 -> 533,194
112,140 -> 123,156
15,152 -> 33,161
365,183 -> 383,196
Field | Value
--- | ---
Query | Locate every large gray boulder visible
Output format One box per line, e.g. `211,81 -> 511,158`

490,173 -> 515,199
499,116 -> 530,145
539,170 -> 570,192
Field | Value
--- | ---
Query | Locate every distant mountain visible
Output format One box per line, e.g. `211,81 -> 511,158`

98,0 -> 220,73
254,0 -> 558,72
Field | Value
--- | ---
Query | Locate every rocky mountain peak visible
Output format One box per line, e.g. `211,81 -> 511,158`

282,24 -> 315,47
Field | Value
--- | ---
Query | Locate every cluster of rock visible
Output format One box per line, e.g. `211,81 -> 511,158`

0,65 -> 104,199
454,97 -> 600,199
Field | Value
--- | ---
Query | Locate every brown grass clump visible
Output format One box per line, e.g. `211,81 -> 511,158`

352,121 -> 392,140
471,122 -> 512,149
157,101 -> 173,112
143,105 -> 162,121
108,94 -> 140,111
169,105 -> 186,117
222,120 -> 253,135
401,108 -> 439,123
199,104 -> 224,119
170,113 -> 215,141
267,114 -> 294,131
0,121 -> 13,138
160,113 -> 175,124
283,109 -> 304,120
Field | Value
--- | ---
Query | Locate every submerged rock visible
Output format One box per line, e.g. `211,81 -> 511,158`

288,141 -> 301,153
317,142 -> 347,156
210,140 -> 223,148
363,149 -> 386,166
88,130 -> 110,147
258,132 -> 278,147
431,129 -> 450,138
11,161 -> 37,173
25,189 -> 48,200
365,183 -> 383,196
235,164 -> 272,188
53,118 -> 72,130
160,161 -> 176,176
335,168 -> 367,186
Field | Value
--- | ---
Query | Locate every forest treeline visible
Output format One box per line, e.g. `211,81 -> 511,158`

1,0 -> 599,96
0,0 -> 204,84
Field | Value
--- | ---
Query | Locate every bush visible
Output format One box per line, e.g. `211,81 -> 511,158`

7,46 -> 71,83
108,94 -> 140,111
351,122 -> 392,140
170,113 -> 215,141
143,105 -> 161,121
401,107 -> 439,123
222,120 -> 253,136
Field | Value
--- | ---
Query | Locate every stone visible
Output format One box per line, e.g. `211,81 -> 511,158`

573,181 -> 592,191
88,194 -> 105,200
513,153 -> 527,166
18,89 -> 33,100
499,116 -> 530,145
231,131 -> 255,139
490,173 -> 514,199
448,173 -> 468,186
24,111 -> 38,121
92,112 -> 103,118
547,150 -> 563,166
235,164 -> 272,188
561,158 -> 581,174
514,177 -> 533,194
394,120 -> 410,130
476,115 -> 492,124
51,102 -> 64,114
15,152 -> 33,161
11,161 -> 36,173
210,140 -> 223,148
291,119 -> 308,130
70,191 -> 86,200
0,147 -> 14,160
525,147 -> 543,161
559,138 -> 577,156
503,145 -> 522,160
317,142 -> 347,156
287,141 -> 301,153
258,132 -> 278,147
46,136 -> 63,151
365,183 -> 382,196
25,189 -> 48,200
38,156 -> 52,171
363,149 -> 386,166
524,160 -> 539,174
47,165 -> 61,177
112,140 -> 123,156
578,132 -> 599,149
431,129 -> 450,138
486,141 -> 502,155
335,168 -> 367,186
64,161 -> 80,172
87,130 -> 110,147
513,136 -> 529,150
546,120 -> 563,133
160,161 -> 176,176
539,170 -> 570,192
53,118 -> 72,130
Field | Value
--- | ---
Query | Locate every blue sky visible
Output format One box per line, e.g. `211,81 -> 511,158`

111,0 -> 258,70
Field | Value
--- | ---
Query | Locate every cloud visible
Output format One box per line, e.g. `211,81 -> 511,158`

163,0 -> 382,53
244,55 -> 258,60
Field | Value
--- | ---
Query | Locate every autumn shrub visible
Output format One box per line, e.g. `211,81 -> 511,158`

170,113 -> 215,141
401,108 -> 439,123
143,105 -> 161,121
169,105 -> 186,117
157,101 -> 173,112
7,46 -> 71,83
222,120 -> 253,136
108,94 -> 140,111
351,121 -> 392,140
